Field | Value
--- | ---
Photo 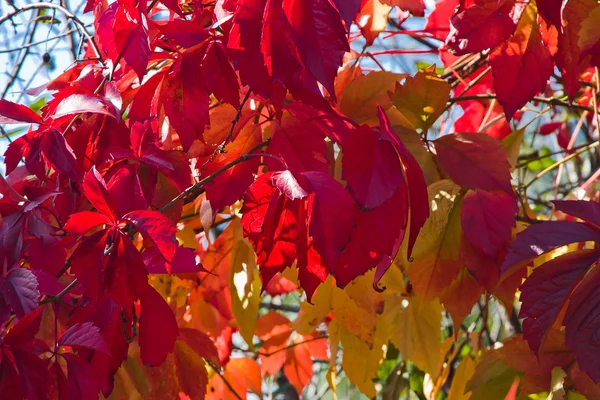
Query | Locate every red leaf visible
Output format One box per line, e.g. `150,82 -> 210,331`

555,0 -> 596,99
0,268 -> 40,318
461,190 -> 517,256
342,125 -> 403,209
0,99 -> 43,125
377,107 -> 428,258
123,210 -> 177,263
301,172 -> 356,271
446,0 -> 528,55
202,41 -> 240,107
113,1 -> 151,82
41,129 -> 81,182
435,132 -> 513,195
490,5 -> 553,119
520,249 -> 600,354
179,327 -> 221,368
64,211 -> 112,236
161,47 -> 210,151
52,93 -> 118,120
563,265 -> 600,382
82,169 -> 116,221
62,353 -> 100,400
501,220 -> 600,274
553,200 -> 600,227
424,0 -> 459,40
11,349 -> 50,400
4,307 -> 44,347
202,114 -> 262,215
331,0 -> 361,27
286,0 -> 349,97
139,286 -> 179,366
266,121 -> 329,174
537,0 -> 564,27
241,170 -> 356,299
59,322 -> 111,354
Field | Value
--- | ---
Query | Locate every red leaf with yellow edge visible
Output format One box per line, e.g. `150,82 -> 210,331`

461,189 -> 517,257
446,0 -> 528,55
377,107 -> 428,259
435,132 -> 513,195
490,3 -> 553,119
501,220 -> 600,275
520,249 -> 600,354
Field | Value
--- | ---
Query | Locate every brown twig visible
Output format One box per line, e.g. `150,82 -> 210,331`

160,140 -> 270,213
258,336 -> 328,357
206,360 -> 244,400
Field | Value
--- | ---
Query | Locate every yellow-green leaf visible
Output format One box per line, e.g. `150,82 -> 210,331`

448,356 -> 477,400
388,295 -> 442,376
404,180 -> 463,299
389,65 -> 451,132
339,71 -> 404,124
229,238 -> 261,349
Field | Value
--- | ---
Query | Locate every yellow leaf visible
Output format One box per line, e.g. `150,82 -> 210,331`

334,315 -> 390,398
405,180 -> 463,299
448,356 -> 477,400
176,222 -> 199,249
339,71 -> 405,124
547,367 -> 567,400
327,322 -> 340,400
356,0 -> 392,45
229,238 -> 261,349
389,65 -> 451,132
388,295 -> 442,375
578,5 -> 600,57
501,128 -> 525,171
291,276 -> 334,335
150,276 -> 192,308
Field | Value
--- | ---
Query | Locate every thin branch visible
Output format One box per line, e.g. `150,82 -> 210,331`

160,140 -> 270,213
2,14 -> 38,98
201,89 -> 253,171
258,336 -> 328,357
39,278 -> 78,305
448,93 -> 597,114
206,360 -> 244,400
259,302 -> 300,313
0,2 -> 103,61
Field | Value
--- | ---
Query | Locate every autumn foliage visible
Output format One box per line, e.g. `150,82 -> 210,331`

2,0 -> 600,398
